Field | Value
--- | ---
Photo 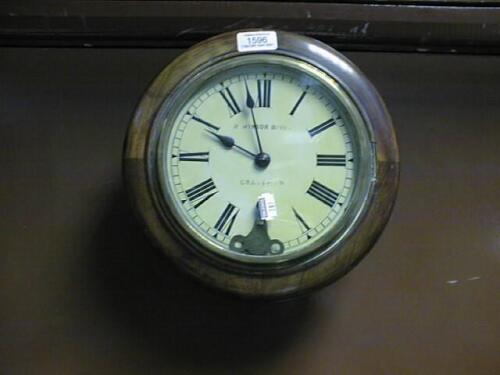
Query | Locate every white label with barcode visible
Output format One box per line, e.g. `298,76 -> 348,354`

237,31 -> 278,52
257,193 -> 278,221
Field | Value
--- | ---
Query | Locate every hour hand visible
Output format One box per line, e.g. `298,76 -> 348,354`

206,130 -> 234,148
205,130 -> 257,159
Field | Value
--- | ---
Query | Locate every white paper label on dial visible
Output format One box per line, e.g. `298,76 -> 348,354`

257,193 -> 278,221
237,31 -> 278,52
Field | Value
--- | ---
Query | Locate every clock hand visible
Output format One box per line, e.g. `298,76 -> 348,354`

244,78 -> 271,168
244,78 -> 264,155
205,130 -> 257,159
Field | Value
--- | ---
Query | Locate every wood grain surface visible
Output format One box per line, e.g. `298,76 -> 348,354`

1,1 -> 500,53
1,48 -> 499,374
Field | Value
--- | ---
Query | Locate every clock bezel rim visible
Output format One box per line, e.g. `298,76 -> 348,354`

123,29 -> 399,297
152,53 -> 374,266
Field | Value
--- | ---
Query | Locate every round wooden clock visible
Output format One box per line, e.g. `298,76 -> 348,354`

123,30 -> 399,298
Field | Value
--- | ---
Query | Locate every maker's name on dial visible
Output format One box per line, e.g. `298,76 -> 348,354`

234,124 -> 289,131
240,178 -> 285,186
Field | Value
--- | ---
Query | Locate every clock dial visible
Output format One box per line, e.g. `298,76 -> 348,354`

158,60 -> 360,261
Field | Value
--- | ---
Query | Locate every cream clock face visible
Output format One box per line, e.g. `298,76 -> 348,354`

157,56 -> 367,262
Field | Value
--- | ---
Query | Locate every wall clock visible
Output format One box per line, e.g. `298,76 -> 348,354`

123,30 -> 399,298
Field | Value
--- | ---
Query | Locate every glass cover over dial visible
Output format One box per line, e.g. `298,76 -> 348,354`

156,55 -> 372,263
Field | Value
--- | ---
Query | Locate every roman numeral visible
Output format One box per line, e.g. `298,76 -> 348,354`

214,203 -> 239,235
292,207 -> 311,238
289,89 -> 307,115
308,118 -> 336,137
190,114 -> 220,131
219,87 -> 241,116
316,154 -> 346,166
184,178 -> 217,208
175,152 -> 209,162
307,180 -> 339,207
257,79 -> 271,107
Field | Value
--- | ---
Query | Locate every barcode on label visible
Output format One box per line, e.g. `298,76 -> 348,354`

237,31 -> 278,52
257,193 -> 278,221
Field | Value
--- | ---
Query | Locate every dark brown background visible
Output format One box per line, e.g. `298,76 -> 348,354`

1,47 -> 499,374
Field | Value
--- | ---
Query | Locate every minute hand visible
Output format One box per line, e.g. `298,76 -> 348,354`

244,79 -> 264,154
